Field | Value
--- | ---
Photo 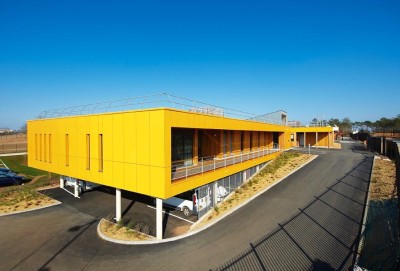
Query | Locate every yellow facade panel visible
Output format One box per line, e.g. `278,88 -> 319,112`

28,108 -> 334,199
124,163 -> 137,191
123,113 -> 137,164
136,111 -> 150,166
137,164 -> 150,195
112,162 -> 124,188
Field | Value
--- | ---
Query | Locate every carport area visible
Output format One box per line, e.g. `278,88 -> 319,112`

295,131 -> 332,148
44,186 -> 197,238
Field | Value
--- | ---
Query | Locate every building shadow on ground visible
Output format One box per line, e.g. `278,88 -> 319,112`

213,155 -> 373,271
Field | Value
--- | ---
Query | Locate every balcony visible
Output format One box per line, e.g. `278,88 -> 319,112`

171,144 -> 280,180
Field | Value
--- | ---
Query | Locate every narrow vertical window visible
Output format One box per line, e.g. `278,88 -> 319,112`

98,134 -> 103,172
44,134 -> 47,162
39,134 -> 42,161
240,131 -> 244,151
35,134 -> 38,160
230,131 -> 234,153
65,134 -> 69,166
86,134 -> 90,170
49,134 -> 52,163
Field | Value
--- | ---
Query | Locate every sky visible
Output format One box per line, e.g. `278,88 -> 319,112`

1,0 -> 399,129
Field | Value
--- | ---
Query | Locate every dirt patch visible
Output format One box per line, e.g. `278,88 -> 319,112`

370,156 -> 397,200
99,219 -> 151,241
0,187 -> 58,214
191,152 -> 316,231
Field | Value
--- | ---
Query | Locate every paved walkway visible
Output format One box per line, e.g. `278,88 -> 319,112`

0,143 -> 372,271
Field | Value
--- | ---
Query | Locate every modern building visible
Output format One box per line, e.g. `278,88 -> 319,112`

27,94 -> 334,239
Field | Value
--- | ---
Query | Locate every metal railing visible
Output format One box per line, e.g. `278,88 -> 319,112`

37,93 -> 288,125
171,144 -> 280,180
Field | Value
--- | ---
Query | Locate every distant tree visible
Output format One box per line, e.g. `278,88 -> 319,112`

341,117 -> 352,135
328,118 -> 340,126
20,123 -> 27,133
364,121 -> 372,131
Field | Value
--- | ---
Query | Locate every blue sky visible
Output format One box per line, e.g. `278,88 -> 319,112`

1,0 -> 399,129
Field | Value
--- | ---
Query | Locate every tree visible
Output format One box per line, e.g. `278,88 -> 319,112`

20,123 -> 27,133
341,117 -> 352,135
328,118 -> 340,126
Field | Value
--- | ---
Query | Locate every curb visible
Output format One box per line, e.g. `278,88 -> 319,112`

97,154 -> 319,245
0,152 -> 27,157
0,201 -> 61,217
353,155 -> 375,268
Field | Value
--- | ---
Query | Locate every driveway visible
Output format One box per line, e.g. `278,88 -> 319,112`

0,143 -> 372,271
43,185 -> 197,238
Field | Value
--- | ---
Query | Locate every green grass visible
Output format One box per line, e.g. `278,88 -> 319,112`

260,151 -> 301,175
0,155 -> 49,177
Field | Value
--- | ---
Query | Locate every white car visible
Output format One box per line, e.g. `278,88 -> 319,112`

216,186 -> 228,202
64,177 -> 101,194
163,196 -> 195,217
161,186 -> 229,216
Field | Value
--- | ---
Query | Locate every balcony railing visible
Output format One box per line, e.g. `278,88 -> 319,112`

171,144 -> 281,180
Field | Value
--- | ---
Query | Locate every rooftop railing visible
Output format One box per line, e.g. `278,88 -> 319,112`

38,93 -> 287,125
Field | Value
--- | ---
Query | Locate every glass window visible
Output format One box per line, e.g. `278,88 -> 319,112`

65,134 -> 69,166
98,134 -> 103,171
172,128 -> 194,166
49,134 -> 52,163
86,134 -> 90,170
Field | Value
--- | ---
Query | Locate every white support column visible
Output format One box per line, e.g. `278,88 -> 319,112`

156,198 -> 163,240
316,132 -> 318,149
213,182 -> 218,205
74,179 -> 79,198
116,188 -> 122,222
60,175 -> 64,189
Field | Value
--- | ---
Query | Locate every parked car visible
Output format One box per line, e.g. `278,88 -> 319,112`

159,186 -> 229,217
216,186 -> 228,202
161,190 -> 197,217
63,177 -> 101,194
0,168 -> 11,173
0,171 -> 23,186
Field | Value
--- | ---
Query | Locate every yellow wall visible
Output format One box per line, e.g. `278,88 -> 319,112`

289,127 -> 334,148
28,108 -> 332,199
28,109 -> 168,198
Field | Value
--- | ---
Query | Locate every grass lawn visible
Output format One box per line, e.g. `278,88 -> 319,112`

0,155 -> 46,177
0,154 -> 59,189
0,154 -> 60,214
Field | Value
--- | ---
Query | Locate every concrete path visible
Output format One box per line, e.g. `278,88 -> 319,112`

0,143 -> 372,271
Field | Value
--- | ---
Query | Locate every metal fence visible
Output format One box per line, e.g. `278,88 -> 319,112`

0,143 -> 27,154
196,162 -> 268,218
357,137 -> 400,270
0,133 -> 27,141
0,133 -> 27,154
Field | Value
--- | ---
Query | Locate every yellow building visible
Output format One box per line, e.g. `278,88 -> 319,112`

27,94 -> 334,239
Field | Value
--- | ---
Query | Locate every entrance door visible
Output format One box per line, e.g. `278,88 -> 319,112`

298,133 -> 304,147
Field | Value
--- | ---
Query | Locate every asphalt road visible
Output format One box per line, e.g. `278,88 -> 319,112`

0,143 -> 373,271
43,186 -> 197,238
